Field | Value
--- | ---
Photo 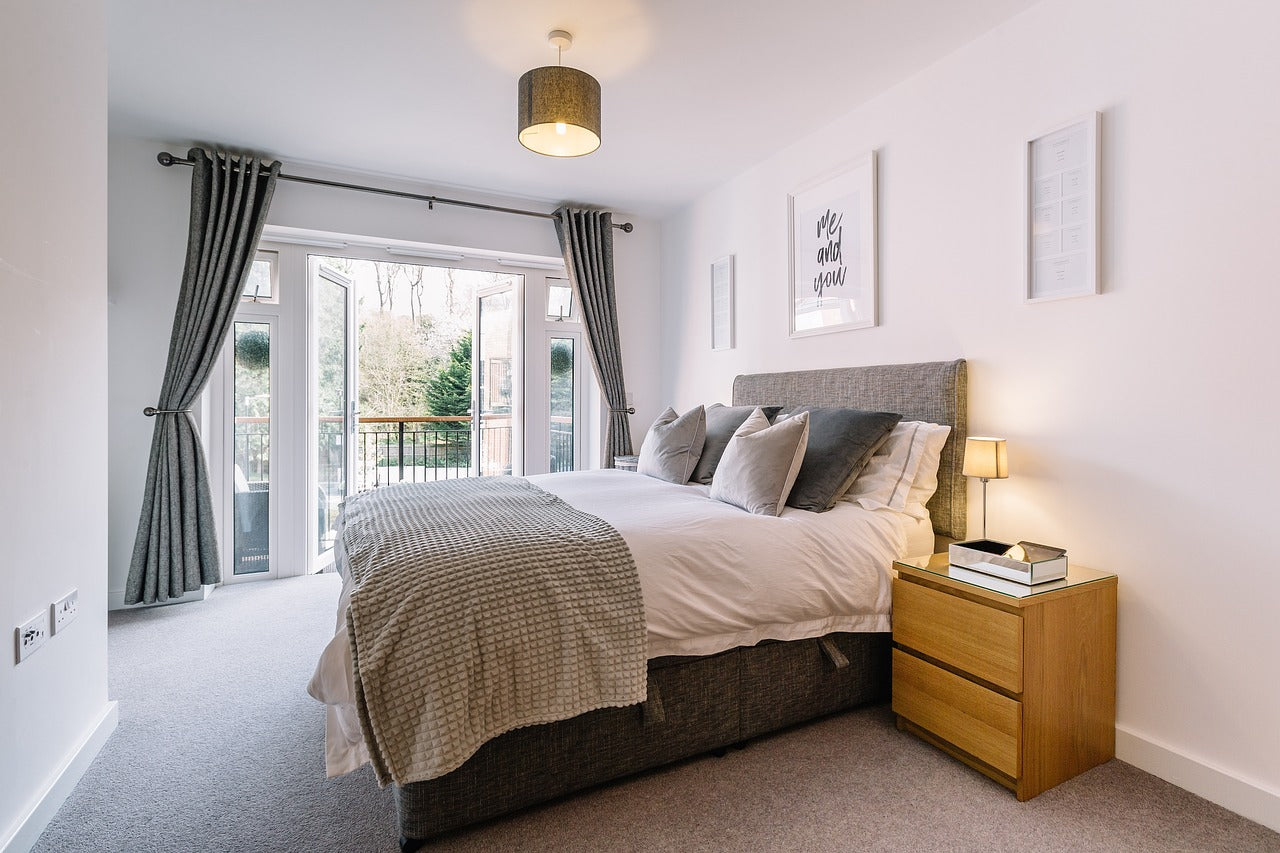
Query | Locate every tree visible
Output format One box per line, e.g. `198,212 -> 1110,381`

372,263 -> 393,313
406,264 -> 425,324
424,331 -> 471,420
357,313 -> 438,416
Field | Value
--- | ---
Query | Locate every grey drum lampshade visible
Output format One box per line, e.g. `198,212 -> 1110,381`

518,65 -> 601,157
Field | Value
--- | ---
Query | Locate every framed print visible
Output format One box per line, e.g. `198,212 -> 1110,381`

710,255 -> 734,351
1026,112 -> 1100,302
788,151 -> 877,337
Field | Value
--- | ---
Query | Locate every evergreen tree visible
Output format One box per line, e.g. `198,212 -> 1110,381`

425,332 -> 472,422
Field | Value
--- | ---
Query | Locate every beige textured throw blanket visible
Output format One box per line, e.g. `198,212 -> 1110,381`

340,477 -> 647,786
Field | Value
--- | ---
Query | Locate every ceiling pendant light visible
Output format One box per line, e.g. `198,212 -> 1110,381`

518,30 -> 601,158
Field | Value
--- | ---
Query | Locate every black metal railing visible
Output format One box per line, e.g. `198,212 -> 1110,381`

357,416 -> 475,490
237,415 -> 570,498
233,417 -> 270,483
232,417 -> 271,575
550,418 -> 574,474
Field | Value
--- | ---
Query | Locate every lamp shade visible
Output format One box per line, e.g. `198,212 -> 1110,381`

962,437 -> 1009,480
518,65 -> 601,157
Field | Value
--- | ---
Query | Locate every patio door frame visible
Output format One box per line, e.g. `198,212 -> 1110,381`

210,308 -> 291,584
307,260 -> 357,574
474,278 -> 525,477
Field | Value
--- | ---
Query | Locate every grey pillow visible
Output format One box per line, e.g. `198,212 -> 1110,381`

709,408 -> 810,516
691,403 -> 783,485
780,407 -> 901,512
637,406 -> 706,483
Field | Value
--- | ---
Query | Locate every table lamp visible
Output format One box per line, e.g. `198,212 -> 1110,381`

962,437 -> 1008,539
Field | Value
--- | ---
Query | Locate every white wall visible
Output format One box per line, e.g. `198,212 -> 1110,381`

0,2 -> 117,850
107,133 -> 662,602
660,0 -> 1280,829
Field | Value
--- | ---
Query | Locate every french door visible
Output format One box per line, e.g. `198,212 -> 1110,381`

209,241 -> 586,585
474,279 -> 522,476
309,260 -> 356,572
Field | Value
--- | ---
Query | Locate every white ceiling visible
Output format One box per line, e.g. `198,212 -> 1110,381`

110,0 -> 1039,217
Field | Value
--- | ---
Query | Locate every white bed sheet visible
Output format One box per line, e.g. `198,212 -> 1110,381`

309,468 -> 919,776
533,469 -> 905,656
901,513 -> 937,561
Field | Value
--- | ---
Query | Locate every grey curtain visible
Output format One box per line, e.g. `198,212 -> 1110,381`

125,149 -> 280,604
553,207 -> 633,466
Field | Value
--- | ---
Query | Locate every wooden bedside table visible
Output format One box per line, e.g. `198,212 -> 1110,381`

892,553 -> 1116,800
613,455 -> 639,472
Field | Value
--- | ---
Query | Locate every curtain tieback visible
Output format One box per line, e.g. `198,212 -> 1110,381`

143,407 -> 192,417
609,406 -> 635,414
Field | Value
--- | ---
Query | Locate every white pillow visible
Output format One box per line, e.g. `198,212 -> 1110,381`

709,408 -> 810,516
902,423 -> 951,519
845,421 -> 951,516
637,406 -> 706,483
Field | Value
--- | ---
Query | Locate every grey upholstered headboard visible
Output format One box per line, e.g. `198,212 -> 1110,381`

732,359 -> 968,539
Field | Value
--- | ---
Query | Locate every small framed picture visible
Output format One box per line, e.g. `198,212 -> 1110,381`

788,151 -> 877,336
711,255 -> 734,351
1026,113 -> 1100,302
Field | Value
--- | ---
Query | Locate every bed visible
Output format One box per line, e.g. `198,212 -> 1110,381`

311,359 -> 967,850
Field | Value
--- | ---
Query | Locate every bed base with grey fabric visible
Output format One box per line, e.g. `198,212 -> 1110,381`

396,359 -> 967,850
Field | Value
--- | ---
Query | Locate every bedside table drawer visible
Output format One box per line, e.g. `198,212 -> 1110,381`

893,650 -> 1020,778
892,578 -> 1023,692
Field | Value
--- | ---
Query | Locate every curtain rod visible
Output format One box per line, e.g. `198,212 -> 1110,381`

155,152 -> 634,233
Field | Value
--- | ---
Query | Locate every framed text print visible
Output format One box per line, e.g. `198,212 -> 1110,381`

788,151 -> 877,337
1027,113 -> 1100,302
711,255 -> 734,351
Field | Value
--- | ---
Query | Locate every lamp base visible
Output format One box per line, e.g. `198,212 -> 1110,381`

980,477 -> 989,539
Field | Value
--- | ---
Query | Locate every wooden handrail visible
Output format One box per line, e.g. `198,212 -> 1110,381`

357,416 -> 472,424
234,415 -> 473,424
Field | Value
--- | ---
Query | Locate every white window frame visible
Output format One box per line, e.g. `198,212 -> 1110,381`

545,328 -> 586,473
210,310 -> 284,584
241,250 -> 280,304
544,275 -> 579,323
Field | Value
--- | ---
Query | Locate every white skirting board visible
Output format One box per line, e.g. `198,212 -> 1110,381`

107,583 -> 213,611
0,701 -> 118,853
1117,724 -> 1280,833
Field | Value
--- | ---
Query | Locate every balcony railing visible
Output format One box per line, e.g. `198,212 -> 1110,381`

357,416 -> 482,491
236,415 -> 574,500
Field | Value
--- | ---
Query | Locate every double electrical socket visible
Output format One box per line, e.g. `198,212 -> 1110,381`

13,589 -> 79,664
52,589 -> 79,634
15,612 -> 48,663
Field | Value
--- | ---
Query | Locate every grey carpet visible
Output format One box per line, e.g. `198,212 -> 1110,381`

35,574 -> 1279,853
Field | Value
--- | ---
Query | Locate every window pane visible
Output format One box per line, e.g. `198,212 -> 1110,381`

546,279 -> 573,321
242,258 -> 274,302
233,322 -> 271,574
550,337 -> 575,473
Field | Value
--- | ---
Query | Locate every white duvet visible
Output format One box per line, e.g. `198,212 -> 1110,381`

308,468 -> 919,776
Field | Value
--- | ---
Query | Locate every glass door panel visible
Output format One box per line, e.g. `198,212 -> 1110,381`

313,263 -> 353,567
232,321 -> 272,576
475,281 -> 520,476
549,336 -> 576,473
